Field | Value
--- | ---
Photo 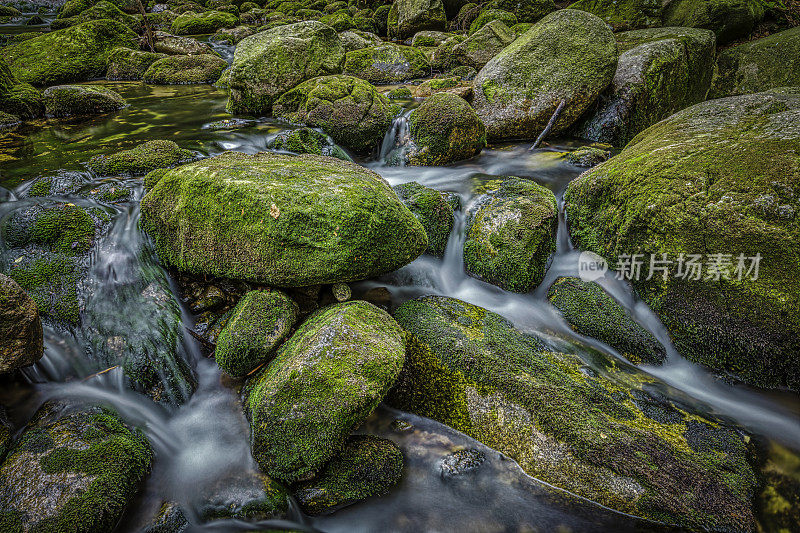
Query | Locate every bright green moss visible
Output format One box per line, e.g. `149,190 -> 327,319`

106,47 -> 167,81
292,435 -> 403,515
387,86 -> 412,99
386,0 -> 446,40
547,277 -> 666,365
215,289 -> 299,377
568,0 -> 663,31
320,9 -> 355,30
266,127 -> 352,161
463,177 -> 557,292
662,0 -> 764,45
0,59 -> 44,119
407,92 -> 485,166
244,301 -> 405,481
468,8 -> 516,34
29,204 -> 95,255
170,10 -> 238,34
43,85 -> 126,118
88,140 -> 194,176
51,0 -> 141,31
343,44 -> 430,84
8,253 -> 81,325
143,168 -> 170,191
60,0 -> 138,18
489,0 -> 554,22
143,54 -> 228,85
393,181 -> 457,257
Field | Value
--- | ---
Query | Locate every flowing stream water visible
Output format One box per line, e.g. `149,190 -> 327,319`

1,70 -> 799,532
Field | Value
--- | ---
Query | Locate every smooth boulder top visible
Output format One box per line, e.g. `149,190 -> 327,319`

140,151 -> 428,287
472,9 -> 618,140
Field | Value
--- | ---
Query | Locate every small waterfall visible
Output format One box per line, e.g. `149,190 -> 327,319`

379,112 -> 415,166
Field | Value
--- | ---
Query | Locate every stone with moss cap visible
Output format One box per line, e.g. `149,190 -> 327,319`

387,295 -> 759,530
88,140 -> 194,176
547,277 -> 666,365
43,84 -> 126,118
0,58 -> 43,121
662,0 -> 764,45
468,8 -> 516,34
51,0 -> 140,31
60,0 -> 139,18
293,435 -> 403,515
343,44 -> 429,84
488,0 -> 554,23
387,0 -> 446,40
140,151 -> 427,286
273,75 -> 397,153
227,21 -> 345,115
215,290 -> 299,377
575,26 -> 715,148
0,400 -> 153,532
266,127 -> 352,161
244,301 -> 405,481
472,9 -> 617,141
452,19 -> 515,71
0,273 -> 43,374
407,92 -> 485,166
710,26 -> 800,98
170,10 -> 239,35
106,47 -> 168,80
568,0 -> 663,31
3,20 -> 138,87
463,178 -> 557,292
565,89 -> 800,390
143,54 -> 229,85
393,181 -> 458,257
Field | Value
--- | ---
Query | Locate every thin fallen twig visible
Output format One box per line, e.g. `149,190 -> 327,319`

83,365 -> 119,381
531,100 -> 566,150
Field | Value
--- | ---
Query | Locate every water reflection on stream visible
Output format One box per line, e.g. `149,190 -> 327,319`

1,81 -> 798,532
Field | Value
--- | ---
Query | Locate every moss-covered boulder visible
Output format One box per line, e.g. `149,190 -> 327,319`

387,295 -> 759,531
451,19 -> 515,70
343,44 -> 429,84
215,289 -> 299,378
320,9 -> 356,31
143,54 -> 228,84
576,27 -> 715,148
88,140 -> 194,176
463,178 -> 556,292
467,8 -> 516,34
60,0 -> 139,18
273,75 -> 397,153
266,127 -> 352,160
472,9 -> 617,141
106,47 -> 168,80
568,0 -> 663,31
387,0 -> 446,40
339,29 -> 383,52
0,401 -> 153,532
564,90 -> 800,390
170,10 -> 238,34
548,277 -> 666,365
153,31 -> 215,55
293,435 -> 403,515
0,273 -> 43,374
710,26 -> 800,98
3,20 -> 138,87
393,181 -> 458,257
429,34 -> 466,71
42,84 -> 126,118
565,145 -> 610,167
410,29 -> 449,47
662,0 -> 765,45
227,21 -> 345,115
407,92 -> 485,166
488,0 -> 554,23
51,0 -> 140,31
244,301 -> 405,481
140,151 -> 428,286
0,58 -> 43,121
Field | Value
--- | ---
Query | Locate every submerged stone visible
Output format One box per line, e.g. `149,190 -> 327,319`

565,89 -> 800,390
140,151 -> 428,286
387,295 -> 759,531
244,301 -> 405,482
0,273 -> 43,374
440,448 -> 485,477
88,140 -> 194,176
197,471 -> 289,521
292,435 -> 403,515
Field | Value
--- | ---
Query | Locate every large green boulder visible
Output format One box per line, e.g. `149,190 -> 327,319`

576,27 -> 715,147
140,151 -> 428,286
393,181 -> 458,257
407,92 -> 486,166
464,178 -> 557,292
568,0 -> 663,31
106,47 -> 168,80
170,10 -> 239,35
387,0 -> 446,40
0,58 -> 43,122
663,0 -> 765,45
227,21 -> 345,115
0,401 -> 153,532
710,26 -> 800,98
60,0 -> 139,18
564,90 -> 800,390
472,9 -> 617,141
388,295 -> 759,531
143,54 -> 228,84
451,19 -> 515,70
244,301 -> 405,481
42,84 -> 126,118
293,435 -> 403,515
467,8 -> 516,34
488,0 -> 554,23
272,75 -> 397,153
0,273 -> 43,374
153,31 -> 215,55
51,1 -> 140,31
88,140 -> 194,176
547,277 -> 666,364
215,289 -> 299,377
343,44 -> 430,84
3,20 -> 138,87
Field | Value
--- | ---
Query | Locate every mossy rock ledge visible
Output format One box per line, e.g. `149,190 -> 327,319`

564,89 -> 800,390
387,295 -> 759,531
472,9 -> 617,141
407,92 -> 486,166
140,151 -> 428,286
244,301 -> 405,481
0,401 -> 153,532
